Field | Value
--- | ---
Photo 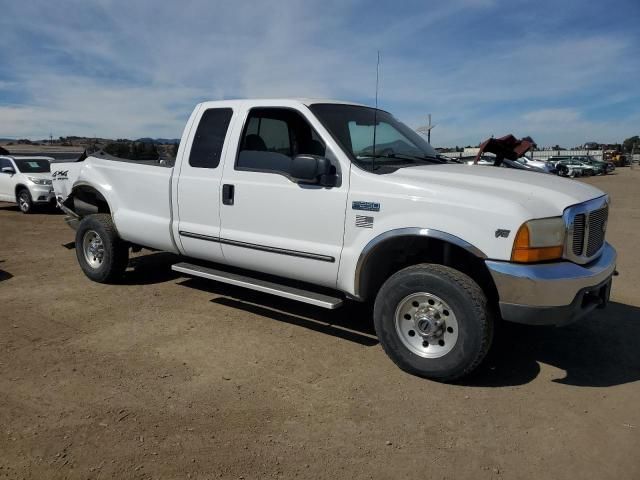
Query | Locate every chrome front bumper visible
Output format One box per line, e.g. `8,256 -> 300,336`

486,243 -> 617,325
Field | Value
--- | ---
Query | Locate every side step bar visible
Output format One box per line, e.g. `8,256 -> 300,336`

172,262 -> 344,309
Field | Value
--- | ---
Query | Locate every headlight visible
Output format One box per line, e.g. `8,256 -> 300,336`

28,177 -> 52,186
511,217 -> 565,263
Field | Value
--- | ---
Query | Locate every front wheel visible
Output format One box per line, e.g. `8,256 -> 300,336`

75,214 -> 129,283
374,264 -> 493,382
17,189 -> 33,214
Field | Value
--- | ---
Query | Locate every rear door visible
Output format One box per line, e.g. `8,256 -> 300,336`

175,107 -> 235,262
218,105 -> 349,288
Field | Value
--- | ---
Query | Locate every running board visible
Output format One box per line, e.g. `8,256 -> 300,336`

172,262 -> 343,309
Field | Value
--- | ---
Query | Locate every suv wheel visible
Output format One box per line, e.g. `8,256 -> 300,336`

75,214 -> 129,283
374,264 -> 493,382
17,189 -> 33,214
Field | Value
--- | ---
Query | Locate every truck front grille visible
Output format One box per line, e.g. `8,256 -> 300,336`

586,206 -> 608,257
566,197 -> 609,264
572,214 -> 585,256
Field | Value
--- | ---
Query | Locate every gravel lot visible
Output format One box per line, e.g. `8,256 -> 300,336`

1,168 -> 638,479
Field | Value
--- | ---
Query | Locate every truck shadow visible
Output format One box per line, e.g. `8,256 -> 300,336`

122,253 -> 638,387
177,279 -> 640,386
120,252 -> 182,285
177,277 -> 378,347
464,301 -> 640,388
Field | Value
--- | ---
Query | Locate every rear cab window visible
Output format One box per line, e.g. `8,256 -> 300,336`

189,108 -> 233,169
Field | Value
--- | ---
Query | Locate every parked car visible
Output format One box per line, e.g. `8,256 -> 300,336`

51,99 -> 617,381
575,156 -> 615,174
0,155 -> 55,213
516,156 -> 551,171
500,158 -> 549,173
465,156 -> 549,174
553,158 -> 596,178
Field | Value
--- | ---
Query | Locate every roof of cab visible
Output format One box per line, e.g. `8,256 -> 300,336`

196,98 -> 370,109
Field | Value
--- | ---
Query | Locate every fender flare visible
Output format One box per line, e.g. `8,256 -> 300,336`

69,181 -> 114,216
353,227 -> 487,299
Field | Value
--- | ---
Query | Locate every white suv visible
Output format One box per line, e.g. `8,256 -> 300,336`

0,156 -> 55,213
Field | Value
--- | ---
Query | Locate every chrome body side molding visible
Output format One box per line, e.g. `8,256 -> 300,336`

178,231 -> 336,263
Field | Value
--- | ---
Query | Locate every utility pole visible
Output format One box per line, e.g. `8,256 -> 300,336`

416,114 -> 436,144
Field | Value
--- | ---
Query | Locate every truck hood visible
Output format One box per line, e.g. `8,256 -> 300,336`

387,163 -> 604,218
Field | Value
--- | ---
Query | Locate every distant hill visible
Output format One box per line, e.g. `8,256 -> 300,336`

135,138 -> 180,145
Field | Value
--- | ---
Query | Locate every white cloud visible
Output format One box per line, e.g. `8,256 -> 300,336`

0,0 -> 638,145
522,108 -> 582,124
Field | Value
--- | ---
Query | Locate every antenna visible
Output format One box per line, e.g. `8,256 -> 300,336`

416,114 -> 436,144
372,50 -> 380,172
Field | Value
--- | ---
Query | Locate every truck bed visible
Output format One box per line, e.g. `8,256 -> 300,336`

51,152 -> 177,252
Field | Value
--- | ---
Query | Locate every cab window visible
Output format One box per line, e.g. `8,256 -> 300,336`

189,108 -> 233,168
236,108 -> 326,176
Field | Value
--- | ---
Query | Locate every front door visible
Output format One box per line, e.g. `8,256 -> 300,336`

219,106 -> 348,288
0,158 -> 15,202
175,106 -> 235,262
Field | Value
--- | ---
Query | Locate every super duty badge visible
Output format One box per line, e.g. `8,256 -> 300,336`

352,201 -> 380,212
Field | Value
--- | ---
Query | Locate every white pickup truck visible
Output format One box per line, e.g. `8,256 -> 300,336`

0,155 -> 55,213
51,99 -> 617,381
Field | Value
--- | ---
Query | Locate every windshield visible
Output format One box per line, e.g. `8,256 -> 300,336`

310,104 -> 440,172
14,159 -> 50,173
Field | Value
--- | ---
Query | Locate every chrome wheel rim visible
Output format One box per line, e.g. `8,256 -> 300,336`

18,193 -> 29,212
82,230 -> 105,269
394,292 -> 459,358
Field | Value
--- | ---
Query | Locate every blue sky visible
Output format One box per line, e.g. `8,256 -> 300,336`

0,0 -> 638,147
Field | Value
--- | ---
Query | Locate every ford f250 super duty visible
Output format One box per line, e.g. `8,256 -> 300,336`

51,99 -> 617,381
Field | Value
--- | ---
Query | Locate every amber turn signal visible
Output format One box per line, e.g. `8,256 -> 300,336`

511,223 -> 564,263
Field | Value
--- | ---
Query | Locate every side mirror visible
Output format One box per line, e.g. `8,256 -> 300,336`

1,167 -> 15,174
290,155 -> 336,186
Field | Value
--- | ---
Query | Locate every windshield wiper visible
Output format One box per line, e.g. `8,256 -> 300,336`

387,153 -> 445,164
357,153 -> 443,164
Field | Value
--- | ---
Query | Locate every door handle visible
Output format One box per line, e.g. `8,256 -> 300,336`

222,184 -> 234,205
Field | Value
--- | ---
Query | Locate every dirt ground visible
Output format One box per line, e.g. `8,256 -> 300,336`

1,169 -> 638,480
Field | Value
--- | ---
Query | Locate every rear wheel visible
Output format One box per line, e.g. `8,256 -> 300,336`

75,214 -> 129,283
17,189 -> 33,214
374,264 -> 493,381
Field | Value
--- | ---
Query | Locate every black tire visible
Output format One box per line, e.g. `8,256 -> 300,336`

373,264 -> 493,382
17,188 -> 33,214
75,214 -> 129,283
